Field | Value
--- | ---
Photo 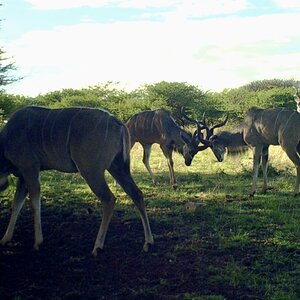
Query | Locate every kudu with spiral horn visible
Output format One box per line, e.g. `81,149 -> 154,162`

126,108 -> 209,188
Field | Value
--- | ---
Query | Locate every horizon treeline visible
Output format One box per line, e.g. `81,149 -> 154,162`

0,78 -> 299,126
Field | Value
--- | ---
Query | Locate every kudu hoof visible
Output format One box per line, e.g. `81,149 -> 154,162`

0,240 -> 20,247
92,246 -> 103,257
143,242 -> 153,252
0,239 -> 8,246
33,244 -> 41,251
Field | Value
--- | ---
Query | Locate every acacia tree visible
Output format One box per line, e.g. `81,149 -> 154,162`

0,48 -> 19,90
137,81 -> 209,124
1,4 -> 21,92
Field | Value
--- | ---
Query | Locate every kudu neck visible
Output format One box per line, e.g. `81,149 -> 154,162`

174,129 -> 192,154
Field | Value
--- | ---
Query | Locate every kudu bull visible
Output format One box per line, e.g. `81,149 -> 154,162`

126,109 -> 208,188
199,107 -> 300,196
0,106 -> 154,256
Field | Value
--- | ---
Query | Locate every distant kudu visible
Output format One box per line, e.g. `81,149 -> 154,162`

199,107 -> 300,196
126,109 -> 208,188
0,106 -> 153,256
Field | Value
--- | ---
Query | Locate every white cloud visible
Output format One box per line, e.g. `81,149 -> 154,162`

274,0 -> 300,9
6,10 -> 300,96
119,0 -> 180,9
173,0 -> 249,18
24,0 -> 182,10
25,0 -> 114,10
25,0 -> 249,14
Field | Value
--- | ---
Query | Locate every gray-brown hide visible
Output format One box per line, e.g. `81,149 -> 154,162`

201,107 -> 300,196
126,109 -> 206,188
0,106 -> 153,256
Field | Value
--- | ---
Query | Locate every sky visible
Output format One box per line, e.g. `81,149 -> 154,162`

1,0 -> 300,96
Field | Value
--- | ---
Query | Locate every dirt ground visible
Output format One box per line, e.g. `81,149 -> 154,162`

0,202 -> 241,300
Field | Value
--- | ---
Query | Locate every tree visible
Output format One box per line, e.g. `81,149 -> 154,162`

139,81 -> 208,124
0,48 -> 19,89
242,78 -> 300,92
0,5 -> 21,92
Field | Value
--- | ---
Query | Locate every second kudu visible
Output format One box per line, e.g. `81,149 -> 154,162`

126,109 -> 208,188
0,106 -> 154,256
199,107 -> 300,196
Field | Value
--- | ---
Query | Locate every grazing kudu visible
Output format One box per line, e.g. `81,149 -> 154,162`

126,109 -> 208,188
0,106 -> 153,256
199,107 -> 300,196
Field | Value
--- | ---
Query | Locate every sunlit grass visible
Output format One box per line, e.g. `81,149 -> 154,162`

0,143 -> 299,299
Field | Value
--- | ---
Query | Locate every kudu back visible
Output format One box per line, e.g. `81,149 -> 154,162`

126,109 -> 207,188
0,106 -> 153,256
199,107 -> 300,196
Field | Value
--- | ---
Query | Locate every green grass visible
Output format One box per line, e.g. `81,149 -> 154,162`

0,144 -> 299,299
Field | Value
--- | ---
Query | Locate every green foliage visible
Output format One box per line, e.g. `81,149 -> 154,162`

255,87 -> 296,109
0,78 -> 299,126
0,48 -> 21,90
0,93 -> 31,126
141,81 -> 208,122
1,146 -> 299,299
30,82 -> 131,121
243,78 -> 300,92
208,80 -> 298,124
0,13 -> 22,90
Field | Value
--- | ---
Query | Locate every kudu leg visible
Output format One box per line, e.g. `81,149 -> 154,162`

160,145 -> 177,189
0,177 -> 28,246
93,194 -> 116,256
250,146 -> 262,197
24,171 -> 43,250
282,146 -> 300,196
109,163 -> 154,252
261,146 -> 269,194
81,170 -> 116,256
295,166 -> 300,196
142,144 -> 157,185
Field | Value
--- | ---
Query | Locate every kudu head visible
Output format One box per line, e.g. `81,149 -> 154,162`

196,114 -> 229,162
179,110 -> 211,166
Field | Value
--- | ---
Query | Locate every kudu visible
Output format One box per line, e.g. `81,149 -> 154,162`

126,109 -> 208,188
0,106 -> 154,256
199,107 -> 300,196
294,87 -> 300,113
